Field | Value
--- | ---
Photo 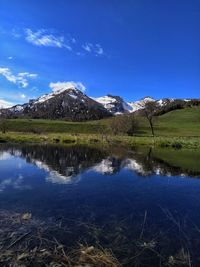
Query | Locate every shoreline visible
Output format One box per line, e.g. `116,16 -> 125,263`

0,132 -> 200,149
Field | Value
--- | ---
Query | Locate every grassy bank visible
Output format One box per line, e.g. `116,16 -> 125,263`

0,107 -> 199,148
0,132 -> 200,149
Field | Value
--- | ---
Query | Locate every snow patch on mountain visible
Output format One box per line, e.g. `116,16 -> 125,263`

156,98 -> 175,107
34,87 -> 80,105
93,95 -> 117,107
94,95 -> 132,114
128,97 -> 155,112
49,81 -> 86,92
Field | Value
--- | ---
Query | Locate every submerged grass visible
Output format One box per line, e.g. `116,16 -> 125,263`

0,208 -> 196,266
0,210 -> 121,267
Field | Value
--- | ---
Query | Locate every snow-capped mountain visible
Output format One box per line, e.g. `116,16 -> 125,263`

128,96 -> 155,112
93,95 -> 132,114
1,85 -> 198,120
3,87 -> 111,121
94,95 -> 194,115
93,95 -> 155,114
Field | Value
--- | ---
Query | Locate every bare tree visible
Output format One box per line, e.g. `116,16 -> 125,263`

0,107 -> 8,134
126,114 -> 139,136
144,101 -> 158,137
109,114 -> 139,136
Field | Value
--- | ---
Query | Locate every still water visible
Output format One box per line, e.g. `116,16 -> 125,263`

0,144 -> 200,266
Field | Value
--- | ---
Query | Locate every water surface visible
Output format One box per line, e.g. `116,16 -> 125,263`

0,144 -> 200,266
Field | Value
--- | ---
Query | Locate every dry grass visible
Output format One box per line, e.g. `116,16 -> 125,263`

0,208 -> 198,266
0,210 -> 120,267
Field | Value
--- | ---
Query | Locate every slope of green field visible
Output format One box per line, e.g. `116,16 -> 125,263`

4,118 -> 102,134
2,107 -> 200,137
138,107 -> 200,136
154,107 -> 200,136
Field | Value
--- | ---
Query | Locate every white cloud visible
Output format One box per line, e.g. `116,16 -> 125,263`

19,94 -> 26,99
95,44 -> 104,55
0,99 -> 14,108
0,67 -> 37,88
11,28 -> 21,39
18,72 -> 38,79
8,56 -> 13,60
82,43 -> 104,56
71,37 -> 76,44
76,52 -> 84,56
82,43 -> 93,52
49,81 -> 86,92
12,27 -> 106,56
24,28 -> 72,50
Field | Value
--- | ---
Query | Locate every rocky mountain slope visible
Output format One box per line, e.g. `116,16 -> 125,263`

93,95 -> 132,114
2,87 -> 111,121
1,86 -> 199,120
94,95 -> 198,115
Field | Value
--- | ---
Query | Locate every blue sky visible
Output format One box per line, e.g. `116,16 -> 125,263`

0,0 -> 199,107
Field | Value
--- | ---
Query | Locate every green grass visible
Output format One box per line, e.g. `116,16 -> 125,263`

0,107 -> 199,148
0,132 -> 199,149
4,118 -> 104,134
153,107 -> 200,136
3,107 -> 200,137
135,106 -> 200,136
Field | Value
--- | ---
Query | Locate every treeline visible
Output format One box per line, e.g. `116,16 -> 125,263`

155,99 -> 200,116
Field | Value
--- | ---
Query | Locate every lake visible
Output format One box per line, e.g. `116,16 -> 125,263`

0,144 -> 200,266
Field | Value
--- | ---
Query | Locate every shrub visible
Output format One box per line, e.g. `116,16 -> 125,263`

172,142 -> 182,149
62,139 -> 75,143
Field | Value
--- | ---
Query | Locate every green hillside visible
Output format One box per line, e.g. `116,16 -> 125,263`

1,106 -> 200,137
141,106 -> 200,136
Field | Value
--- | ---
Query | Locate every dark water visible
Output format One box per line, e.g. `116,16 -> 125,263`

0,144 -> 200,266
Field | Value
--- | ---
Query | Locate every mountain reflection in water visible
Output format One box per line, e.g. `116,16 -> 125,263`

0,145 -> 199,185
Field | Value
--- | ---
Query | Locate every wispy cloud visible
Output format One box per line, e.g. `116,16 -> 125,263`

11,28 -> 22,39
0,67 -> 38,88
19,93 -> 26,99
82,43 -> 93,52
82,43 -> 104,56
49,81 -> 86,92
24,28 -> 72,50
95,44 -> 104,55
12,27 -> 105,56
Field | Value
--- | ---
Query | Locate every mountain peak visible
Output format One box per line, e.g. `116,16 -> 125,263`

1,88 -> 197,121
3,86 -> 111,121
94,94 -> 131,114
141,96 -> 155,101
33,87 -> 83,105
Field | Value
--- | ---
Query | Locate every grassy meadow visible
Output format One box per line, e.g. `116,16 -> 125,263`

0,107 -> 199,148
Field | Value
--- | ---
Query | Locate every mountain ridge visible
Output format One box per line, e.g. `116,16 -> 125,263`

0,87 -> 199,120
